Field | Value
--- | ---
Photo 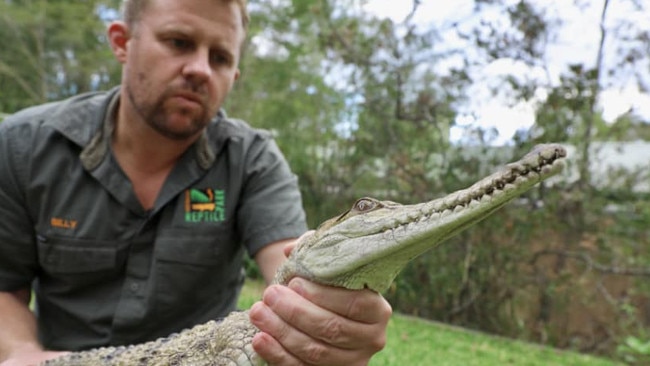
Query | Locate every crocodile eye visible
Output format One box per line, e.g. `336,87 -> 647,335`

354,198 -> 377,212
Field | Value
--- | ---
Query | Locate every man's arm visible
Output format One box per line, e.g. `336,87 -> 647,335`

0,289 -> 66,366
251,237 -> 392,366
254,238 -> 293,285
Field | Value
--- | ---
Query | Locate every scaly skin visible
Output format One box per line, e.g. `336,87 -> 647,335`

44,143 -> 567,365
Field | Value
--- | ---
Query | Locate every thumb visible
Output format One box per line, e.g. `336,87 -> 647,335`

283,230 -> 315,257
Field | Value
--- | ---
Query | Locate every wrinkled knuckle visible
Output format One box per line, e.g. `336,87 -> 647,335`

281,302 -> 303,326
370,331 -> 387,352
319,317 -> 343,343
366,294 -> 393,324
274,319 -> 292,343
302,343 -> 328,365
379,299 -> 393,321
345,295 -> 366,320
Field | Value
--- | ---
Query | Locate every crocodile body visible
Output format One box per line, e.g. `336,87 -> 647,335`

44,144 -> 567,365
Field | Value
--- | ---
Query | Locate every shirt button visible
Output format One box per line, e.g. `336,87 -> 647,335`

129,282 -> 140,292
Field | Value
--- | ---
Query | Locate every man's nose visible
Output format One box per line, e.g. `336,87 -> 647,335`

182,49 -> 212,82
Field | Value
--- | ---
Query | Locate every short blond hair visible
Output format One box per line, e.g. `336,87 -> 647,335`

122,0 -> 249,31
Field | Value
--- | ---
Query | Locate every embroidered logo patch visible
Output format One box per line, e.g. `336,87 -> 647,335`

51,217 -> 78,230
184,188 -> 225,223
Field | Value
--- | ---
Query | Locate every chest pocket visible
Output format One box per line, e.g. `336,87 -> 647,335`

153,226 -> 244,318
36,235 -> 124,295
38,236 -> 118,274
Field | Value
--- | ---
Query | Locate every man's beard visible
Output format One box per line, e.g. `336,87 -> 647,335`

126,84 -> 212,141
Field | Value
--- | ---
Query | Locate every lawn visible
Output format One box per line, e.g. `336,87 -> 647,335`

238,279 -> 624,366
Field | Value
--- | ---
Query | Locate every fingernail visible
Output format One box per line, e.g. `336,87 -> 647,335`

264,285 -> 279,306
288,278 -> 306,296
249,302 -> 272,326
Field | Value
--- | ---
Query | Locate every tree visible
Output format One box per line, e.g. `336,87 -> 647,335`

0,0 -> 121,113
464,0 -> 650,357
229,0 -> 465,224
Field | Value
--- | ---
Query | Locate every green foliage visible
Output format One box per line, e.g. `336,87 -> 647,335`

599,115 -> 650,141
617,336 -> 650,365
226,0 -> 353,224
242,254 -> 263,281
0,0 -> 121,113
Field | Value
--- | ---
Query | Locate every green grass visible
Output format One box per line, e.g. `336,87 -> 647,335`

374,315 -> 622,366
238,279 -> 624,366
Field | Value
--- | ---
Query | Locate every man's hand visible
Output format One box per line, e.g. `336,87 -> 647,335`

0,289 -> 68,366
0,345 -> 67,366
249,278 -> 392,365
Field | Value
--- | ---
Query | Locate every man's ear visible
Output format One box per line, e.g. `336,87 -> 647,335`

107,21 -> 130,64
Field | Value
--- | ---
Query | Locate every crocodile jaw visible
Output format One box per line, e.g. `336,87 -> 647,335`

275,144 -> 567,292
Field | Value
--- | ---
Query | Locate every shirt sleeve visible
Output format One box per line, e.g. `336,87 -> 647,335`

236,133 -> 308,257
0,119 -> 39,291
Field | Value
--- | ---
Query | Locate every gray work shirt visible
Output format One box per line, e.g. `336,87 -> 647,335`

0,88 -> 307,351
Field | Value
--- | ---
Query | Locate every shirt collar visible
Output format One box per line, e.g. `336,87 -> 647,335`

79,90 -> 119,171
79,89 -> 217,171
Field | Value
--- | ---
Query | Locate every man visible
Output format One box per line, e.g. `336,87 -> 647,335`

0,0 -> 391,365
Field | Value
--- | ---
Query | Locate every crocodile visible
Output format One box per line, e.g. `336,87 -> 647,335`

44,143 -> 567,365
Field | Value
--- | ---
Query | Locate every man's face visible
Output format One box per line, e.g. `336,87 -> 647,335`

121,0 -> 244,140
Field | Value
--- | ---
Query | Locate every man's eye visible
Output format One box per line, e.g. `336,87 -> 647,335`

170,39 -> 192,50
210,53 -> 229,65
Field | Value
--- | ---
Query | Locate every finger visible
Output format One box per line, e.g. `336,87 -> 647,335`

282,242 -> 294,257
288,278 -> 393,324
250,320 -> 302,366
259,284 -> 382,350
250,300 -> 359,365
